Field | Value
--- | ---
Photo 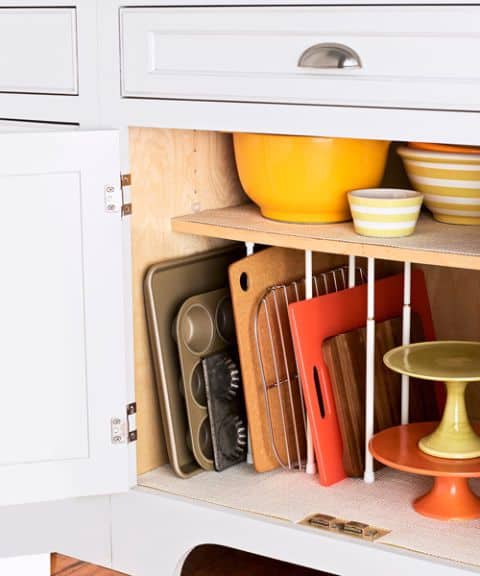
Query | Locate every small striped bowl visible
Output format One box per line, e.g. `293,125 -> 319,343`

398,146 -> 480,225
348,188 -> 423,238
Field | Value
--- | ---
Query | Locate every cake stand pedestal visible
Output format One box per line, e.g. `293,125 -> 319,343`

384,341 -> 480,459
370,422 -> 480,520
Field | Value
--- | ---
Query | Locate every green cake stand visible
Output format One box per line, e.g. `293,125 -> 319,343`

384,341 -> 480,459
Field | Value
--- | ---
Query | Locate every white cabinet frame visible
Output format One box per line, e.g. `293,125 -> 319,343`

2,2 -> 480,575
111,489 -> 480,576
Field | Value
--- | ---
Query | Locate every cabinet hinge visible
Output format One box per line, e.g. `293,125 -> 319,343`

120,173 -> 132,217
127,401 -> 137,442
111,402 -> 137,444
301,514 -> 389,542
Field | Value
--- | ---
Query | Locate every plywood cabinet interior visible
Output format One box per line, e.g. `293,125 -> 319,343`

422,265 -> 480,419
129,127 -> 480,475
129,128 -> 246,473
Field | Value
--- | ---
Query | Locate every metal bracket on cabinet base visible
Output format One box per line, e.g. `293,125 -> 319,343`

302,513 -> 389,542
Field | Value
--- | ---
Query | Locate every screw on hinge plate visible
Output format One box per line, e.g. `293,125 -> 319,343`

111,417 -> 126,444
105,184 -> 122,214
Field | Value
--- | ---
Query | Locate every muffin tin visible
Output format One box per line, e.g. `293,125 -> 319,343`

175,288 -> 236,471
203,351 -> 247,471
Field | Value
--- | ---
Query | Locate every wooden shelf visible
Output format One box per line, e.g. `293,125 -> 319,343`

172,204 -> 480,270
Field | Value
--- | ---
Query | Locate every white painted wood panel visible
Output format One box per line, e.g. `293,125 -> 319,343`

120,6 -> 480,111
112,488 -> 477,576
113,0 -> 480,5
0,130 -> 130,506
114,99 -> 480,148
2,173 -> 88,465
0,8 -> 78,95
0,555 -> 49,576
0,495 -> 112,565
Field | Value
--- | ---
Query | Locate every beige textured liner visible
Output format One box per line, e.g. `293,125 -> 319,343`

139,465 -> 480,569
172,204 -> 480,271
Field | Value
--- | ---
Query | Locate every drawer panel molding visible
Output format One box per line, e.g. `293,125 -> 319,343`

120,6 -> 480,111
0,8 -> 78,95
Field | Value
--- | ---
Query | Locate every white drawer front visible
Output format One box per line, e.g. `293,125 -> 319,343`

120,6 -> 480,111
0,8 -> 78,95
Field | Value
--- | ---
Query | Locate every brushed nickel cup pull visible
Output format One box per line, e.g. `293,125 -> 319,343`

298,43 -> 362,69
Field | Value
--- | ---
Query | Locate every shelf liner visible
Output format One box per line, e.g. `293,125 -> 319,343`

139,464 -> 480,569
174,204 -> 480,264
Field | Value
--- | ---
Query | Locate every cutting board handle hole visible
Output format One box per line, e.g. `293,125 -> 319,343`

239,272 -> 249,292
313,366 -> 326,419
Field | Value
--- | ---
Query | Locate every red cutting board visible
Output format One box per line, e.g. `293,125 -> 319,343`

288,271 -> 440,487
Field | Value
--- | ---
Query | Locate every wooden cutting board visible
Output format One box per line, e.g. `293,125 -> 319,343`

229,247 -> 346,472
323,315 -> 439,478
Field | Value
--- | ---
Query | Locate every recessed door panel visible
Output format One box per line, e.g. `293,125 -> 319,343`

0,130 -> 131,506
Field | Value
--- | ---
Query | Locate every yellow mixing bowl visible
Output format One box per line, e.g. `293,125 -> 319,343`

233,133 -> 390,223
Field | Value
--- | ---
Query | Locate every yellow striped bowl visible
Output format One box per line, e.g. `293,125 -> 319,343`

348,188 -> 423,238
398,146 -> 480,225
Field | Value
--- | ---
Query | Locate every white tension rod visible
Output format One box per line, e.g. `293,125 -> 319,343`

364,257 -> 376,484
305,249 -> 313,300
402,262 -> 412,425
245,242 -> 255,464
305,249 -> 317,475
348,255 -> 356,289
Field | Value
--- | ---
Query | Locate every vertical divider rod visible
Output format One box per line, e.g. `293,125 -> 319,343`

402,262 -> 412,425
364,257 -> 376,484
305,250 -> 316,475
245,242 -> 255,464
348,255 -> 356,288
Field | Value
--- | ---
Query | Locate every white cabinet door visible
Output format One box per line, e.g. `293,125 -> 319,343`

0,130 -> 131,506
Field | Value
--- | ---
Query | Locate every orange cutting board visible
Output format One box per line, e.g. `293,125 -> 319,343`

323,315 -> 439,478
229,247 -> 346,472
289,270 -> 441,486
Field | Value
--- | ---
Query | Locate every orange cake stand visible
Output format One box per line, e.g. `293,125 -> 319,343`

370,422 -> 480,520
